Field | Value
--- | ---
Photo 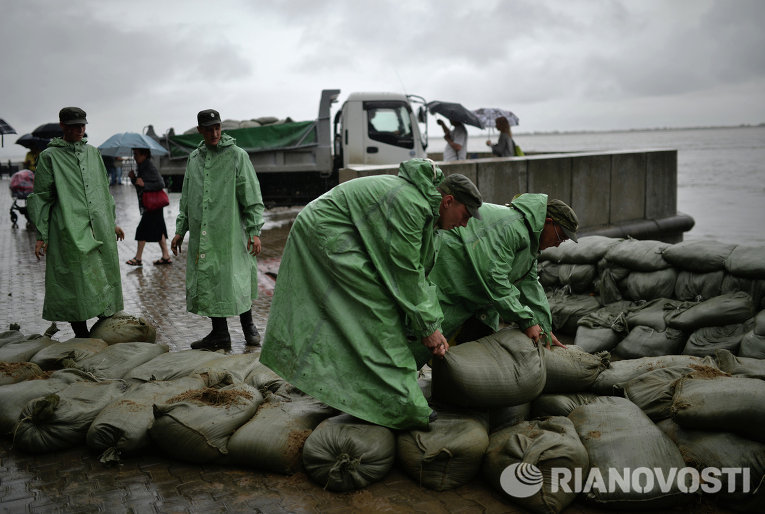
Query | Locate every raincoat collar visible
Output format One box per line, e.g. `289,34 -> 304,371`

197,133 -> 236,154
48,136 -> 88,148
397,158 -> 444,220
510,193 -> 549,252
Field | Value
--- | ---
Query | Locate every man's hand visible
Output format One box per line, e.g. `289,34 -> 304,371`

247,235 -> 262,256
171,234 -> 183,256
115,226 -> 125,241
34,240 -> 47,260
422,329 -> 449,358
135,177 -> 144,187
525,324 -> 568,350
547,332 -> 567,350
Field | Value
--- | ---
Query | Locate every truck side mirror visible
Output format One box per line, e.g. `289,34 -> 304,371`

417,107 -> 427,123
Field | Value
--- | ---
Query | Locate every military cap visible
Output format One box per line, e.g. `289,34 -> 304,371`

59,107 -> 88,125
197,109 -> 222,127
547,199 -> 579,242
440,173 -> 483,220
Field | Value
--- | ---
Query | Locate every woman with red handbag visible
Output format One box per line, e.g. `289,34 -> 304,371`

126,148 -> 172,266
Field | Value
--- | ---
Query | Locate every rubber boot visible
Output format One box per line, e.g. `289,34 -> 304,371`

70,321 -> 89,338
240,309 -> 261,346
191,317 -> 231,349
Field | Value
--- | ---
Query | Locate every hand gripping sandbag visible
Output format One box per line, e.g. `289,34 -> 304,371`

431,328 -> 545,408
302,413 -> 395,492
483,417 -> 589,514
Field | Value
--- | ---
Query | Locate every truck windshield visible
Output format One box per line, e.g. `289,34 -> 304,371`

364,101 -> 414,149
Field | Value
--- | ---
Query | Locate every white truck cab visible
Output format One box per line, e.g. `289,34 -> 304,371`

334,92 -> 428,168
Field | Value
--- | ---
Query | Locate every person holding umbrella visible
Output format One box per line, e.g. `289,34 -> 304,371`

486,116 -> 522,157
27,107 -> 125,338
438,118 -> 467,161
125,148 -> 172,266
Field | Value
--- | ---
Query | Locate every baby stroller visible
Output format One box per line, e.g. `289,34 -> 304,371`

9,169 -> 35,229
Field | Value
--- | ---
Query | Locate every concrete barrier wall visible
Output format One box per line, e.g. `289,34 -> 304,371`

339,149 -> 693,242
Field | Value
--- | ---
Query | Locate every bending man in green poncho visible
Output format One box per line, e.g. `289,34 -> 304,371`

429,194 -> 579,348
260,159 -> 482,429
28,107 -> 125,338
171,109 -> 265,349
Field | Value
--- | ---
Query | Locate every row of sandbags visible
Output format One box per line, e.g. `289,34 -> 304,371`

2,323 -> 764,512
539,238 -> 765,356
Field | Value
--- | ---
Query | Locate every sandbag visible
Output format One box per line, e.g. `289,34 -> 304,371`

540,235 -> 622,265
622,365 -> 727,421
0,335 -> 55,363
531,393 -> 600,418
611,326 -> 688,360
682,321 -> 753,357
755,309 -> 765,336
666,292 -> 755,332
542,345 -> 609,393
590,354 -> 717,395
624,298 -> 689,332
568,396 -> 688,508
0,330 -> 27,348
191,353 -> 262,384
489,403 -> 531,433
30,337 -> 108,370
657,418 -> 765,512
714,349 -> 765,380
68,342 -> 169,379
86,374 -> 207,462
738,330 -> 765,359
557,263 -> 597,294
13,379 -> 129,453
604,239 -> 671,271
417,364 -> 432,400
227,387 -> 336,474
397,410 -> 489,491
89,311 -> 157,344
0,368 -> 96,434
597,264 -> 631,304
724,245 -> 765,279
673,270 -> 724,301
621,268 -> 678,301
430,328 -> 545,408
576,300 -> 633,332
538,261 -> 561,289
661,240 -> 735,272
150,381 -> 263,464
244,360 -> 284,392
123,349 -> 224,383
548,293 -> 602,335
672,376 -> 765,442
483,417 -> 589,514
0,361 -> 44,385
302,414 -> 395,492
573,326 -> 621,353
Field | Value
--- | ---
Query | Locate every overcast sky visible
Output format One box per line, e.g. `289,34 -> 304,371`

1,0 -> 764,161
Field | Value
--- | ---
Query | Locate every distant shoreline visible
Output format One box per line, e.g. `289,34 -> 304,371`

510,123 -> 765,137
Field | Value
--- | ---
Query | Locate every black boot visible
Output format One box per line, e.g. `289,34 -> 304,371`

240,309 -> 261,346
70,321 -> 89,338
191,317 -> 231,349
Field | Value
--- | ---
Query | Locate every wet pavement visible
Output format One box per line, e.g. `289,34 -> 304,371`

0,179 -> 730,513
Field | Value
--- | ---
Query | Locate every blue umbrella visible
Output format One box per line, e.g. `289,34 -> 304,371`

98,132 -> 168,157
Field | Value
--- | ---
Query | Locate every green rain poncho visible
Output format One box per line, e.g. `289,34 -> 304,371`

430,194 -> 553,339
175,134 -> 264,317
261,159 -> 446,430
27,138 -> 123,322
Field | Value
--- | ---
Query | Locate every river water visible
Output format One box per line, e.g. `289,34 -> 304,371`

467,125 -> 765,245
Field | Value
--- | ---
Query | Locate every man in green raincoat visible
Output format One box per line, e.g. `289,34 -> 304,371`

28,107 -> 125,338
171,109 -> 265,349
260,160 -> 482,429
430,193 -> 579,348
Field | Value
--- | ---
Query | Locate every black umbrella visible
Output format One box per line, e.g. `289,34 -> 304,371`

16,133 -> 51,150
426,101 -> 484,129
32,122 -> 64,139
0,118 -> 17,147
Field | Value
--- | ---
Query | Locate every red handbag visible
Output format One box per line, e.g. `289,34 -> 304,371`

142,189 -> 169,211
